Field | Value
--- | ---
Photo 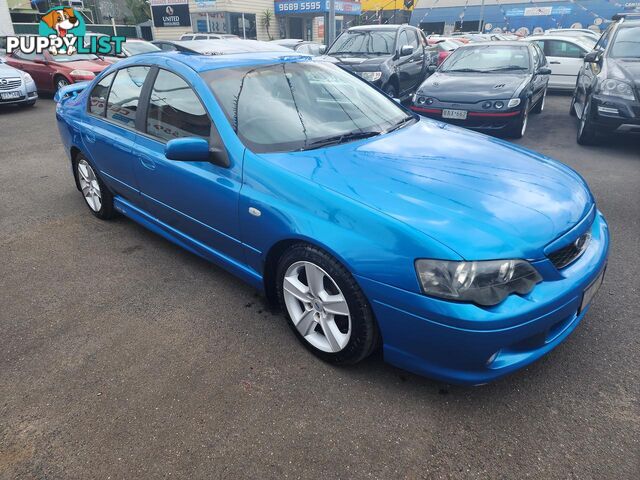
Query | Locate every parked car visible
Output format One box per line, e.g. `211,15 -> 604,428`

432,38 -> 461,65
5,50 -> 111,92
54,50 -> 609,385
322,24 -> 435,99
152,39 -> 290,56
270,39 -> 326,55
151,40 -> 200,53
0,57 -> 38,107
526,35 -> 595,90
180,33 -> 239,41
83,34 -> 161,63
271,38 -> 304,49
571,16 -> 640,144
411,42 -> 550,138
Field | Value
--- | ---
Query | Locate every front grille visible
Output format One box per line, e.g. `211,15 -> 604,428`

0,78 -> 22,91
548,232 -> 591,269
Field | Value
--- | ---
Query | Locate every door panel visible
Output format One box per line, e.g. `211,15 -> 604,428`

134,69 -> 243,260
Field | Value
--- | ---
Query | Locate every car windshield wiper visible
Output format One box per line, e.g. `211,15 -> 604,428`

384,116 -> 414,134
301,130 -> 382,150
490,65 -> 529,71
443,68 -> 487,73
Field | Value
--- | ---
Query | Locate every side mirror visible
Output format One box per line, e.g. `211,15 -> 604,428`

165,137 -> 211,162
427,64 -> 437,73
399,45 -> 414,57
583,51 -> 599,63
537,66 -> 552,75
318,45 -> 327,55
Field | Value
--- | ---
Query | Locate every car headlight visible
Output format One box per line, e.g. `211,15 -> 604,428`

507,98 -> 521,108
70,70 -> 95,78
599,79 -> 635,101
360,71 -> 382,82
415,259 -> 542,306
20,71 -> 35,84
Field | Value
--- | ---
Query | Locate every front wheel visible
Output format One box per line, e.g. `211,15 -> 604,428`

277,244 -> 379,365
577,99 -> 598,145
507,99 -> 529,138
532,89 -> 546,114
383,82 -> 398,99
55,76 -> 70,92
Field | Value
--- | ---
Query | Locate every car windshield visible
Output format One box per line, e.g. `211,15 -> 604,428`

441,45 -> 531,73
327,30 -> 396,55
54,53 -> 99,62
202,61 -> 412,153
610,26 -> 640,58
124,41 -> 160,56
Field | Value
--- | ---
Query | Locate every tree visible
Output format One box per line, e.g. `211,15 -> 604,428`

124,0 -> 151,25
261,9 -> 274,41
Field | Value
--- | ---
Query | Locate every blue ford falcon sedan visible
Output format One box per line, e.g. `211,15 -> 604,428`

54,50 -> 609,385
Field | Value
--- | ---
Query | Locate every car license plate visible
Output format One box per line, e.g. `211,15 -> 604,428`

579,267 -> 606,314
0,91 -> 21,100
442,109 -> 467,120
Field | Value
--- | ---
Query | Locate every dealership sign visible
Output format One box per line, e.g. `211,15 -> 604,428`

151,0 -> 191,27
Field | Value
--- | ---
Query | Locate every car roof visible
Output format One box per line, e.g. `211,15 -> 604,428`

348,24 -> 403,31
458,41 -> 529,48
129,50 -> 312,72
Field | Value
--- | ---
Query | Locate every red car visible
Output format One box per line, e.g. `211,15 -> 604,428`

5,50 -> 111,92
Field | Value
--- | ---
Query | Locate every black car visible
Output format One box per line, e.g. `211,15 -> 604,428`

411,42 -> 550,138
571,15 -> 640,144
322,25 -> 436,100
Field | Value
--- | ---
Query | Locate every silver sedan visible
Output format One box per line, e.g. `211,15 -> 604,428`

0,57 -> 38,107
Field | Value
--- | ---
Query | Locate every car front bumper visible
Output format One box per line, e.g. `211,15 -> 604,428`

410,105 -> 522,132
589,94 -> 640,133
0,81 -> 38,106
356,210 -> 610,385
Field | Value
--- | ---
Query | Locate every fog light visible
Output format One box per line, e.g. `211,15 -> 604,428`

482,101 -> 492,109
425,97 -> 434,105
417,96 -> 426,105
494,101 -> 504,109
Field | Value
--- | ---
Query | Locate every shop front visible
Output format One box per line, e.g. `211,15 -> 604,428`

274,1 -> 362,44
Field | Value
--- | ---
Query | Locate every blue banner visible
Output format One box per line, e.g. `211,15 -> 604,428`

274,1 -> 362,16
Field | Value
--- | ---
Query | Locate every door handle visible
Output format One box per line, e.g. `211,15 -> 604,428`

84,131 -> 96,143
550,61 -> 561,64
139,155 -> 156,170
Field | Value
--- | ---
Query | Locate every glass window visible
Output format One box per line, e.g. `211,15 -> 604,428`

595,26 -> 613,51
441,45 -> 531,73
230,13 -> 256,39
610,26 -> 640,59
106,66 -> 150,128
531,43 -> 540,66
14,51 -> 44,61
407,29 -> 420,49
545,40 -> 585,58
146,70 -> 211,142
89,72 -> 114,116
398,30 -> 410,49
328,29 -> 397,55
203,61 -> 411,154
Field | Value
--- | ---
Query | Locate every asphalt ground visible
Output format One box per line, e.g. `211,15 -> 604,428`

1,94 -> 638,479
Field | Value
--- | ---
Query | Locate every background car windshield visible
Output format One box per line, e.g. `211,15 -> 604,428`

203,61 -> 409,153
54,53 -> 99,62
610,27 -> 640,58
327,30 -> 396,55
442,45 -> 530,72
124,41 -> 161,56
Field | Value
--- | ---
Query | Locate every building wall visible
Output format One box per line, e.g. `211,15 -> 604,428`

411,0 -> 634,35
1,0 -> 15,35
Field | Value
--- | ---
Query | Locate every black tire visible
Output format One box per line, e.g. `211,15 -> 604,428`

73,153 -> 116,220
569,91 -> 578,117
54,75 -> 70,92
23,100 -> 36,107
506,98 -> 530,139
532,88 -> 546,114
276,244 -> 379,365
383,82 -> 398,99
577,98 -> 598,145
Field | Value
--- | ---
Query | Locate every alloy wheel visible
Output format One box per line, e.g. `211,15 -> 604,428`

77,159 -> 102,212
540,90 -> 546,112
521,108 -> 529,137
56,78 -> 70,91
282,261 -> 351,353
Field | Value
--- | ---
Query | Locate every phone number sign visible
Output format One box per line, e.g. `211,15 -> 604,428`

275,1 -> 362,15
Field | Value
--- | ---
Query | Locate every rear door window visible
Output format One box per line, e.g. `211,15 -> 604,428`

105,66 -> 150,129
88,72 -> 114,116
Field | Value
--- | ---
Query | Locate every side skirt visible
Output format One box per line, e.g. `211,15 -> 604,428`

113,196 -> 264,291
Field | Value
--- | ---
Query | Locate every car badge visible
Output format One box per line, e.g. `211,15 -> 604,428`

0,78 -> 7,86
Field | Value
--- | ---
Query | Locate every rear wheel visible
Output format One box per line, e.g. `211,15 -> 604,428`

277,244 -> 379,365
74,154 -> 115,219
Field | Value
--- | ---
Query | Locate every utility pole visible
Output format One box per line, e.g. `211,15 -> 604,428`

328,0 -> 336,45
479,0 -> 485,32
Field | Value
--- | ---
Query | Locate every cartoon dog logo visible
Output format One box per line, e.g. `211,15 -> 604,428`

40,7 -> 80,55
